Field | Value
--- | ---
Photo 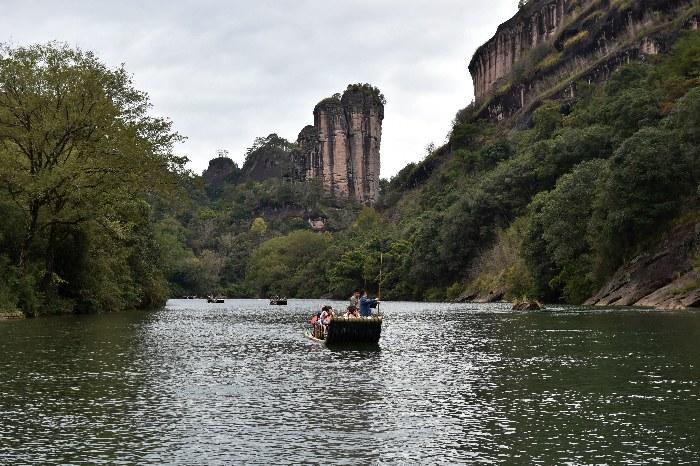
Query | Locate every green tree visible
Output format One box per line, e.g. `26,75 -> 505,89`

244,230 -> 331,297
250,217 -> 268,236
526,160 -> 607,302
0,43 -> 185,313
592,127 -> 689,274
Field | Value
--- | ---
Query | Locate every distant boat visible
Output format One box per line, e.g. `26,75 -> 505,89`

306,316 -> 383,346
270,298 -> 287,305
207,297 -> 225,303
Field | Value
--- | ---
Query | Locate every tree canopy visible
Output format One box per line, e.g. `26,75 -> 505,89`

0,43 -> 186,314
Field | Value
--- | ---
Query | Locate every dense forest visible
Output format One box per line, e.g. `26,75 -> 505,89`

2,28 -> 700,316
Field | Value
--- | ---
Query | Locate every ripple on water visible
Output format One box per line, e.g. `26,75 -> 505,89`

0,300 -> 699,465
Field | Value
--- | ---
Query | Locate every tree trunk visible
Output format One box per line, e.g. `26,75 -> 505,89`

41,224 -> 57,292
18,201 -> 40,275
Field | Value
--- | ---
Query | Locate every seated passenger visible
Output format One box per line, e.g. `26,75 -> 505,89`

345,305 -> 359,318
319,306 -> 333,338
322,306 -> 334,325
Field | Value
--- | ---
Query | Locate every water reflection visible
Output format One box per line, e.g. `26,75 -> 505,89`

0,300 -> 699,464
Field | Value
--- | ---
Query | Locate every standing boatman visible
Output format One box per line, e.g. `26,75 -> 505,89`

349,290 -> 360,309
359,290 -> 379,317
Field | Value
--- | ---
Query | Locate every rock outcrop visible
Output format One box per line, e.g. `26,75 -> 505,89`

293,84 -> 384,204
585,223 -> 700,310
455,289 -> 505,303
468,0 -> 699,120
512,298 -> 545,311
202,85 -> 384,205
239,134 -> 296,182
202,156 -> 238,186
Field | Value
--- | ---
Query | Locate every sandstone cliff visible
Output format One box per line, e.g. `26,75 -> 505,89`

294,84 -> 384,204
204,84 -> 384,205
469,0 -> 700,120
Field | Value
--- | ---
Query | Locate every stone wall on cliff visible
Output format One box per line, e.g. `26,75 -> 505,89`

468,0 -> 699,120
293,85 -> 384,204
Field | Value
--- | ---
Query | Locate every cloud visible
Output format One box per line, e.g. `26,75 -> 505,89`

0,0 -> 517,177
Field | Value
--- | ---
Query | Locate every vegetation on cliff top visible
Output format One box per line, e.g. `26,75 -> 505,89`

316,83 -> 386,110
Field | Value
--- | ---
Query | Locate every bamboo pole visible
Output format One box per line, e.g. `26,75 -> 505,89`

377,252 -> 383,315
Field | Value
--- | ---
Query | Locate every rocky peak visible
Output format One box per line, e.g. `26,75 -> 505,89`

205,84 -> 384,205
240,133 -> 296,182
202,156 -> 238,186
303,84 -> 384,204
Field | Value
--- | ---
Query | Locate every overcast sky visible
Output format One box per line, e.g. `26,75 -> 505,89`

0,0 -> 517,177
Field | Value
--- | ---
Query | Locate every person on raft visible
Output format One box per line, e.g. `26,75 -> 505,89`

318,305 -> 336,338
349,290 -> 360,309
359,290 -> 380,317
344,305 -> 360,319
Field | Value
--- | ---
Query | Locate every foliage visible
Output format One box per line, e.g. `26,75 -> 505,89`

141,29 -> 700,304
244,230 -> 331,297
0,42 -> 185,314
344,83 -> 386,106
244,133 -> 295,161
524,160 -> 606,302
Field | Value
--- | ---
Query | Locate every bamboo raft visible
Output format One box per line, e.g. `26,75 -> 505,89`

308,316 -> 383,345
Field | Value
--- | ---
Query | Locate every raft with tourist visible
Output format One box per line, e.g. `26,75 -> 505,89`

269,296 -> 287,305
306,290 -> 382,346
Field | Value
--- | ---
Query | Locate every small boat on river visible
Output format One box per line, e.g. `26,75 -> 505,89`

307,316 -> 383,346
207,297 -> 225,303
270,297 -> 287,305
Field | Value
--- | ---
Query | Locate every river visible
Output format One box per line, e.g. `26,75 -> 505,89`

1,299 -> 699,465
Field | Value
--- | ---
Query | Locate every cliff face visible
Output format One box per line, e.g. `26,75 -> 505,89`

469,0 -> 700,120
342,89 -> 383,204
469,0 -> 567,101
294,85 -> 384,204
240,148 -> 294,182
295,125 -> 321,181
203,85 -> 383,205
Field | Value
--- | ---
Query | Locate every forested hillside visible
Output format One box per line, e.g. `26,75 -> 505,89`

192,29 -> 700,304
385,30 -> 700,303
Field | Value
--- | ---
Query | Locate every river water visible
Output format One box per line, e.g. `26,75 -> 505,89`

1,299 -> 699,465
